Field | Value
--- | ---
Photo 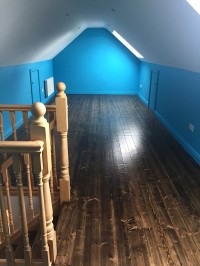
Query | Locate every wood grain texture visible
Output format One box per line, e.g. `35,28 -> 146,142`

55,95 -> 200,266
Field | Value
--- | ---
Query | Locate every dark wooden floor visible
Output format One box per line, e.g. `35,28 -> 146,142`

55,95 -> 200,266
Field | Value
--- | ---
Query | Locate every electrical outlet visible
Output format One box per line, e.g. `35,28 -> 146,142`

189,123 -> 194,132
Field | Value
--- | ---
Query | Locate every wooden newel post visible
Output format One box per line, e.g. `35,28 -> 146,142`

56,82 -> 70,203
30,102 -> 57,262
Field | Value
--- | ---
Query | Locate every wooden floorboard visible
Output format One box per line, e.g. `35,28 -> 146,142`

53,95 -> 200,266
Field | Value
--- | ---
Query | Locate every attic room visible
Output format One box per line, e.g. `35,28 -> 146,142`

0,0 -> 200,265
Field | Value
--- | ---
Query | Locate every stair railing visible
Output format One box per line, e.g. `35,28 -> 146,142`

0,140 -> 51,266
0,82 -> 71,264
0,101 -> 58,265
0,82 -> 71,203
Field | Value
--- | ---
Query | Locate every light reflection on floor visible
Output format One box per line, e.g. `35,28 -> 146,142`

112,123 -> 143,163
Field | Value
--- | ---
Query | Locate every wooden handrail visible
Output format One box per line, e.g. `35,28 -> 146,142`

0,140 -> 44,153
0,104 -> 56,112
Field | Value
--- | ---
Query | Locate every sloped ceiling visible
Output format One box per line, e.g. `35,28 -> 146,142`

1,0 -> 200,72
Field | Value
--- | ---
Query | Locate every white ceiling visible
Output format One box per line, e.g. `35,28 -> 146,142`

1,0 -> 200,72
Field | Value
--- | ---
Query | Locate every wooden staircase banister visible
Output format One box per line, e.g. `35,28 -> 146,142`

0,82 -> 71,264
0,102 -> 55,265
0,105 -> 56,112
0,82 -> 70,203
0,140 -> 44,153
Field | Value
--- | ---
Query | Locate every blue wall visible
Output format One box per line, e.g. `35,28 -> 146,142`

139,61 -> 200,164
53,28 -> 140,95
0,60 -> 54,138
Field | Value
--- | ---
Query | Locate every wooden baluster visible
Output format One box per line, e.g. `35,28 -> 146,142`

0,111 -> 5,141
23,111 -> 29,140
32,150 -> 51,265
51,127 -> 58,192
0,213 -> 4,243
51,128 -> 58,190
23,111 -> 35,189
0,170 -> 15,265
55,82 -> 70,203
48,110 -> 54,124
9,111 -> 17,141
0,111 -> 7,160
50,172 -> 54,202
13,154 -> 32,265
48,112 -> 55,200
49,111 -> 57,197
24,154 -> 34,219
2,169 -> 15,234
30,102 -> 57,262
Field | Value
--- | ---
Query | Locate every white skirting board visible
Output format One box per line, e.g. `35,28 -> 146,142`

45,77 -> 54,97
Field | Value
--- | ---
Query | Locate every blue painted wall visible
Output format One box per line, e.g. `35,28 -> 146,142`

53,28 -> 140,95
139,61 -> 200,164
0,60 -> 54,138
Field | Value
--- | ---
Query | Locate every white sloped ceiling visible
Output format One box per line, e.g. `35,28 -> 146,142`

0,0 -> 200,72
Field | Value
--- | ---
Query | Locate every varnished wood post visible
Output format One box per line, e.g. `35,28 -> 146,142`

9,111 -> 17,141
22,111 -> 29,140
24,154 -> 34,219
0,111 -> 4,141
56,82 -> 70,203
0,170 -> 15,265
13,154 -> 32,265
2,169 -> 14,234
50,127 -> 58,191
0,213 -> 4,243
0,111 -> 7,161
32,150 -> 51,266
30,102 -> 57,262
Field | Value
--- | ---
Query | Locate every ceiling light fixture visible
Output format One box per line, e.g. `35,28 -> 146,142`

186,0 -> 200,15
112,30 -> 144,59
